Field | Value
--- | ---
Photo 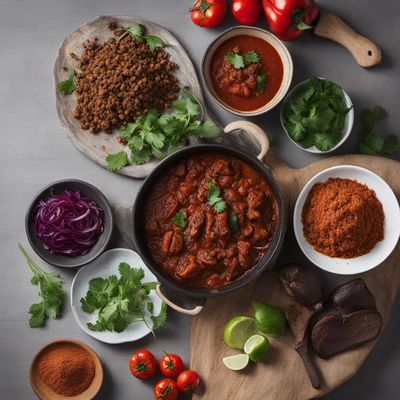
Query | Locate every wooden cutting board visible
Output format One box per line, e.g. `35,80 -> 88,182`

191,152 -> 400,400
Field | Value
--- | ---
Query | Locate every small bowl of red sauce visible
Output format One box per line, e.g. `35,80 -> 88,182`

202,26 -> 293,116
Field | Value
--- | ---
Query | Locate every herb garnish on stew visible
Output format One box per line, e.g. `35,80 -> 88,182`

226,50 -> 260,69
173,211 -> 188,228
282,77 -> 351,151
207,181 -> 227,213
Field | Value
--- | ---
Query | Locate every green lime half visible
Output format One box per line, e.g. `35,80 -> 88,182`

244,334 -> 270,362
252,300 -> 286,338
224,316 -> 257,350
222,354 -> 250,371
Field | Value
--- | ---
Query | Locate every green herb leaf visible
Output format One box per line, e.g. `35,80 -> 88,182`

106,151 -> 128,171
207,182 -> 226,213
172,211 -> 187,228
226,52 -> 245,69
117,24 -> 165,52
80,262 -> 165,334
112,90 -> 220,167
229,213 -> 238,233
19,244 -> 65,328
147,301 -> 154,314
151,302 -> 167,330
243,51 -> 260,64
57,69 -> 76,95
143,35 -> 166,52
358,106 -> 398,156
256,75 -> 267,93
282,77 -> 349,151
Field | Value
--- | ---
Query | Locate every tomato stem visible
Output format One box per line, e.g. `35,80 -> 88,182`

190,0 -> 216,26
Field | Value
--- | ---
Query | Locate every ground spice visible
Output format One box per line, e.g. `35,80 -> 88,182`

302,178 -> 384,258
38,343 -> 95,396
73,23 -> 179,133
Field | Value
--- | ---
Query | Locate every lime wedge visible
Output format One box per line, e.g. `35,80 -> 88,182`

244,334 -> 270,362
224,316 -> 257,350
222,354 -> 250,371
252,300 -> 286,338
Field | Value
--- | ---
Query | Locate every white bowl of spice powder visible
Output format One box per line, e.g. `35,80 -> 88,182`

30,339 -> 103,400
293,165 -> 400,275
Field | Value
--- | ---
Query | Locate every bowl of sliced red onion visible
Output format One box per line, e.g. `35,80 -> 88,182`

25,179 -> 113,268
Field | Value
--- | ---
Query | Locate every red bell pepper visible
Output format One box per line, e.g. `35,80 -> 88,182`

262,0 -> 319,41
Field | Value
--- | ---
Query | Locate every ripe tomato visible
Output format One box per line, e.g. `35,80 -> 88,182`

154,378 -> 179,400
232,0 -> 262,25
129,349 -> 158,380
159,353 -> 184,379
177,370 -> 201,395
191,0 -> 227,28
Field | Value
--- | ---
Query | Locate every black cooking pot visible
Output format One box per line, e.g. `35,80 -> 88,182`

132,121 -> 287,315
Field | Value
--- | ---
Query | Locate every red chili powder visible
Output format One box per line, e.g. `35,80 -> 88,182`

38,343 -> 95,396
302,178 -> 384,258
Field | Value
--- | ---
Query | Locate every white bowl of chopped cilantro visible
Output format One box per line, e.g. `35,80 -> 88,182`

281,77 -> 354,153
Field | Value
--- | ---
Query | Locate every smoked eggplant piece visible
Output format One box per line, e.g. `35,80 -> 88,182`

331,278 -> 376,313
311,310 -> 383,359
279,264 -> 324,310
285,302 -> 321,389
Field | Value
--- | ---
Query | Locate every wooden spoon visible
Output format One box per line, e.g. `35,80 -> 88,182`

314,10 -> 382,67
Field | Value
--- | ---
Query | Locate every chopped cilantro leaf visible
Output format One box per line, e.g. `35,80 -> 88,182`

243,51 -> 260,64
226,52 -> 245,69
117,24 -> 165,52
172,211 -> 187,228
57,69 -> 76,95
207,182 -> 226,213
106,151 -> 128,171
256,74 -> 267,92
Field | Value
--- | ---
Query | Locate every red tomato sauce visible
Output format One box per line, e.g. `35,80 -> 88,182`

210,35 -> 284,111
143,154 -> 279,289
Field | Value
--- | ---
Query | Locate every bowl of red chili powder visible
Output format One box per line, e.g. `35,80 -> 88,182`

294,165 -> 400,274
30,339 -> 103,399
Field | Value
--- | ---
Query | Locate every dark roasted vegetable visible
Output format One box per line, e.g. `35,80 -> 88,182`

311,310 -> 383,359
285,302 -> 321,389
331,278 -> 376,313
279,264 -> 324,310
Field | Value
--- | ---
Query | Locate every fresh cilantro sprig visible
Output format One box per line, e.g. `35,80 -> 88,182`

80,262 -> 167,334
226,50 -> 261,69
57,69 -> 76,95
207,182 -> 226,213
106,89 -> 220,169
106,151 -> 128,171
256,74 -> 267,93
172,211 -> 187,228
117,23 -> 165,52
282,77 -> 351,151
18,244 -> 65,328
358,106 -> 398,156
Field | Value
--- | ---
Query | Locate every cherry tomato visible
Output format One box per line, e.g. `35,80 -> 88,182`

159,353 -> 184,379
154,378 -> 179,400
232,0 -> 262,25
177,370 -> 201,395
129,349 -> 158,380
190,0 -> 227,28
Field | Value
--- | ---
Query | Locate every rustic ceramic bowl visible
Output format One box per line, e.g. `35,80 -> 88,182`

25,179 -> 113,268
280,77 -> 354,154
30,339 -> 103,400
202,26 -> 293,117
294,165 -> 400,274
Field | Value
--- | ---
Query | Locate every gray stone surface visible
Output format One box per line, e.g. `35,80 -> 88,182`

0,0 -> 399,399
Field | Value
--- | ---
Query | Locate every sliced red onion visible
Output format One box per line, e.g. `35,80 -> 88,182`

33,189 -> 104,257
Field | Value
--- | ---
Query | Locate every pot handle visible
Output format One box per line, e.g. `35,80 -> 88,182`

156,284 -> 204,316
224,121 -> 270,160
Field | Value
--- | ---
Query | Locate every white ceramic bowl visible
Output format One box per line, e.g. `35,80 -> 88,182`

293,165 -> 400,274
202,26 -> 293,117
281,78 -> 354,153
71,248 -> 162,344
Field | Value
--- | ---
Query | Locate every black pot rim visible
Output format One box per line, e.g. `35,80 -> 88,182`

132,143 -> 287,299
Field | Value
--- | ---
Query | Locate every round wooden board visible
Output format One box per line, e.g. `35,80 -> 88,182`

190,153 -> 400,400
54,16 -> 206,178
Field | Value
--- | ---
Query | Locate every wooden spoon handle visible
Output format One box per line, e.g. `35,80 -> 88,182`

314,11 -> 382,67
